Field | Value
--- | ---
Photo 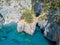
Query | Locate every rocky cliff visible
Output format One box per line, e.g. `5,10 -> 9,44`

0,0 -> 36,35
0,0 -> 60,45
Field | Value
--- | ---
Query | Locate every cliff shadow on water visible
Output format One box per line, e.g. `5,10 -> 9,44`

36,23 -> 56,45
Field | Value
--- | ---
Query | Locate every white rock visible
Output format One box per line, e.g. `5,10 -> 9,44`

0,0 -> 35,35
44,27 -> 49,36
17,20 -> 37,35
0,0 -> 32,25
38,20 -> 48,29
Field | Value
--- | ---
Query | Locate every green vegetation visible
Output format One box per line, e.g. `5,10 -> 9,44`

56,15 -> 60,25
50,0 -> 60,10
42,0 -> 60,26
21,10 -> 33,23
5,0 -> 11,2
43,4 -> 50,12
38,15 -> 47,21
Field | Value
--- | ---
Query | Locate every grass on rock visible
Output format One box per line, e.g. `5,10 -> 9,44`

21,9 -> 33,23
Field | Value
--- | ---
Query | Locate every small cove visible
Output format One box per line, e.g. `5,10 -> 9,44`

0,23 -> 56,45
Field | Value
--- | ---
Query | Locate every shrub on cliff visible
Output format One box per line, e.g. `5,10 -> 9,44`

21,9 -> 33,23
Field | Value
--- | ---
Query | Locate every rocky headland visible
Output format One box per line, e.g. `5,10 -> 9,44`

0,0 -> 60,45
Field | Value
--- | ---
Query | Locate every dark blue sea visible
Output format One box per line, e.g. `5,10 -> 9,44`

0,23 -> 55,45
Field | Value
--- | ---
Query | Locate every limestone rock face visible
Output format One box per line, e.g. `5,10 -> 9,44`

19,0 -> 32,10
0,0 -> 32,25
38,20 -> 48,29
17,19 -> 37,35
0,0 -> 36,35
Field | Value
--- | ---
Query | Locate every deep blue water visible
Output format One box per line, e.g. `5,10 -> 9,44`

0,23 -> 54,45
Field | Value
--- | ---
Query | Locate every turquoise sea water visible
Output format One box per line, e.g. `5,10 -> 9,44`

0,23 -> 52,45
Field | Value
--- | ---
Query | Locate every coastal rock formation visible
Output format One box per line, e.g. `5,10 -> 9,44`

0,14 -> 5,27
17,19 -> 37,35
0,0 -> 60,45
0,0 -> 32,25
0,0 -> 36,35
38,13 -> 60,45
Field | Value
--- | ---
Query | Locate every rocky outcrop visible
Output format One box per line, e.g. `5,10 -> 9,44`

0,14 -> 5,27
38,13 -> 60,45
0,0 -> 36,35
0,0 -> 32,24
0,1 -> 60,45
17,19 -> 37,35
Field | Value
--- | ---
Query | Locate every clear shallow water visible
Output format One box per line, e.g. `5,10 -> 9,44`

0,23 -> 52,45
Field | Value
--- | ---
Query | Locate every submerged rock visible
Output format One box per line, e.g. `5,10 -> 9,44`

0,36 -> 7,41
